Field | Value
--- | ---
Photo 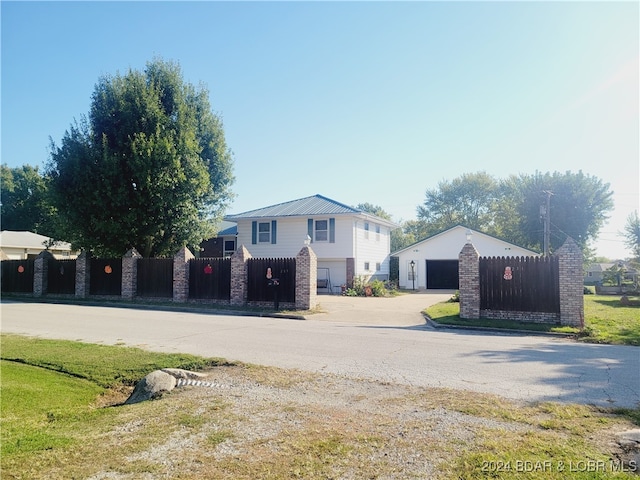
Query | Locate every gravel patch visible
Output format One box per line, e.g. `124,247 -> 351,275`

89,365 -> 537,479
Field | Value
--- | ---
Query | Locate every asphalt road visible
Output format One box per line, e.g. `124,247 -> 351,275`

1,299 -> 639,408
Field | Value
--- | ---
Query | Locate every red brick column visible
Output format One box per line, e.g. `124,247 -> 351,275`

459,242 -> 480,319
295,246 -> 317,310
557,237 -> 584,327
173,247 -> 194,302
231,245 -> 252,306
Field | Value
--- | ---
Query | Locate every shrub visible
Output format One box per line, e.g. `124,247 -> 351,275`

370,280 -> 386,297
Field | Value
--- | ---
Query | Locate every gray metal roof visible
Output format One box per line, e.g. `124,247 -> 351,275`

0,230 -> 72,250
225,194 -> 361,220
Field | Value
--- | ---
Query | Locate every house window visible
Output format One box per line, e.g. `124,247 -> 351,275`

224,240 -> 236,257
408,265 -> 416,281
375,224 -> 380,241
376,262 -> 381,271
315,220 -> 328,242
364,262 -> 370,271
364,222 -> 369,239
258,222 -> 271,243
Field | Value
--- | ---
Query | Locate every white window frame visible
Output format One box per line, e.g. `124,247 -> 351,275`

375,224 -> 381,241
258,222 -> 271,243
314,219 -> 329,242
364,261 -> 370,271
364,222 -> 369,239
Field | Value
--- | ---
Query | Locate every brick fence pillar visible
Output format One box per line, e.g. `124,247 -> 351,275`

295,246 -> 317,310
75,251 -> 91,298
173,247 -> 194,302
34,250 -> 55,296
122,248 -> 142,300
231,245 -> 252,306
557,237 -> 584,327
459,242 -> 480,319
346,257 -> 355,288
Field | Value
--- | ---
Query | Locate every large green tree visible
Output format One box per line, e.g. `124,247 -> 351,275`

414,170 -> 614,254
499,171 -> 613,253
0,164 -> 56,234
417,172 -> 500,234
47,59 -> 234,257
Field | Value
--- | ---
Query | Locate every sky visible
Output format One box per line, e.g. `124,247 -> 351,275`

2,1 -> 638,259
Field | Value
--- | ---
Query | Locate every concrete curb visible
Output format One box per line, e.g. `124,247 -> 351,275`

0,296 -> 307,321
424,315 -> 577,338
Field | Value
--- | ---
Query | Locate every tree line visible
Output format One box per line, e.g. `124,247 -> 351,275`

1,58 -> 637,265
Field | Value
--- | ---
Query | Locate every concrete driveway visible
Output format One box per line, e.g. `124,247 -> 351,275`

312,290 -> 454,325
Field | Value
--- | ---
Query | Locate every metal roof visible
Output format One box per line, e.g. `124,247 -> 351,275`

0,230 -> 72,250
225,194 -> 362,220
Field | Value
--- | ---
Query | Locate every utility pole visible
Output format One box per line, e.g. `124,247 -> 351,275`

540,190 -> 553,256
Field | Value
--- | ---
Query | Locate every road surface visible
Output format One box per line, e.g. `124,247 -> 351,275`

1,299 -> 638,408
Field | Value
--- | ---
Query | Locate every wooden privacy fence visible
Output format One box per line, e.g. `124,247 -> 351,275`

1,259 -> 34,293
90,258 -> 122,296
189,258 -> 231,300
479,255 -> 560,314
2,244 -> 318,311
47,259 -> 76,294
459,237 -> 583,326
137,258 -> 174,298
247,257 -> 296,303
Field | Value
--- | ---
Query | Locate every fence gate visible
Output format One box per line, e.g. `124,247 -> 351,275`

90,258 -> 122,295
137,258 -> 173,298
47,259 -> 76,294
247,257 -> 296,303
189,258 -> 231,300
1,259 -> 35,293
479,256 -> 560,313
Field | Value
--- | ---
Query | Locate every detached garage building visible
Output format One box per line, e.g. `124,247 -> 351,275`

392,225 -> 539,290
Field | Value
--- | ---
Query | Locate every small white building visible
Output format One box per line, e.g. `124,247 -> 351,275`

0,231 -> 77,260
392,225 -> 539,290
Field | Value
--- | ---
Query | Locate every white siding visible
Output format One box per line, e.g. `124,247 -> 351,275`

353,219 -> 392,279
235,216 -> 356,259
395,226 -> 538,289
317,260 -> 347,292
234,215 -> 393,285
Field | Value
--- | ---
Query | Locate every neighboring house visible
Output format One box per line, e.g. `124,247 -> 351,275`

199,221 -> 238,258
392,225 -> 539,290
0,231 -> 77,260
584,263 -> 615,285
224,194 -> 399,292
584,262 -> 638,286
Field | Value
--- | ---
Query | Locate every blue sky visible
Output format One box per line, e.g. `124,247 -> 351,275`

2,1 -> 638,259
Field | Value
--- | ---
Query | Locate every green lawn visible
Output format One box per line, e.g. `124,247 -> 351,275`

1,334 -> 639,479
425,294 -> 640,346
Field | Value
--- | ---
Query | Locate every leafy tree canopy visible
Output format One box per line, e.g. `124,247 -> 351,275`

46,58 -> 234,257
412,170 -> 613,254
417,171 -> 500,236
0,164 -> 56,234
623,211 -> 640,266
500,171 -> 613,252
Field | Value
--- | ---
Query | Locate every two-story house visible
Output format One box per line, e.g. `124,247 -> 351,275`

224,194 -> 399,292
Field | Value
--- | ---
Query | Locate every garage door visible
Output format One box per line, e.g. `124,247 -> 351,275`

426,260 -> 459,289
